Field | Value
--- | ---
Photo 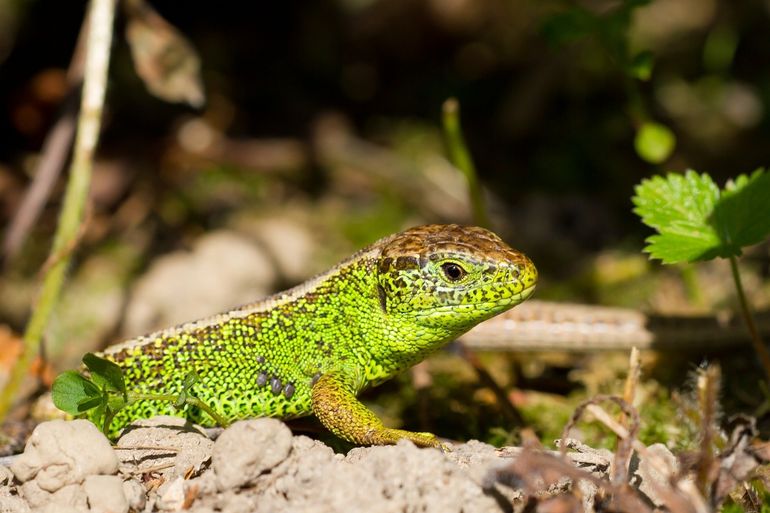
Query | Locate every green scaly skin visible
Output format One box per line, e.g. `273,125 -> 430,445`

100,224 -> 537,448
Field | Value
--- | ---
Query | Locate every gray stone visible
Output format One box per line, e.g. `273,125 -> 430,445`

122,479 -> 146,512
116,416 -> 213,480
212,419 -> 292,491
10,420 -> 117,492
84,475 -> 128,513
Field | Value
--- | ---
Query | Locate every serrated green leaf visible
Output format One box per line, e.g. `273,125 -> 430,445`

633,169 -> 770,264
634,122 -> 676,164
52,371 -> 101,416
634,172 -> 719,232
711,168 -> 770,253
83,353 -> 126,396
633,171 -> 721,262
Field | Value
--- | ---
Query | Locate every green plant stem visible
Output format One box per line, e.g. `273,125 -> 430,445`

0,0 -> 116,421
128,393 -> 231,428
442,98 -> 491,229
729,256 -> 770,382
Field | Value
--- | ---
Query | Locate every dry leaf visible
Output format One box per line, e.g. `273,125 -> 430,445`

125,0 -> 205,108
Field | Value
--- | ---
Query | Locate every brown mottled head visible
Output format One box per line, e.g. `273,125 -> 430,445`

374,224 -> 537,331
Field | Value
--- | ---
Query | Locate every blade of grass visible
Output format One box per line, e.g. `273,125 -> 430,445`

442,98 -> 491,228
0,0 -> 116,421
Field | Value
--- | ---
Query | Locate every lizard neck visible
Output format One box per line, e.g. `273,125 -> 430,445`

295,253 -> 465,390
361,321 -> 464,386
351,275 -> 466,387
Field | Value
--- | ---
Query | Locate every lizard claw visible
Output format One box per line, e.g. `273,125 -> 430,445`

373,428 -> 452,451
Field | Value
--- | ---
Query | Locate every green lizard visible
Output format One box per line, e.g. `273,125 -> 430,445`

100,224 -> 537,448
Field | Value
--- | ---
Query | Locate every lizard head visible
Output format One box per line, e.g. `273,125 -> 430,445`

375,224 -> 537,333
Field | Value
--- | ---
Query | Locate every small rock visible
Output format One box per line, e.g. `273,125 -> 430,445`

0,466 -> 13,486
39,504 -> 84,513
186,472 -> 217,497
50,484 -> 88,510
84,475 -> 128,513
156,476 -> 186,511
18,481 -> 88,512
217,493 -> 255,513
117,416 -> 212,480
346,440 -> 500,513
212,419 -> 292,491
447,440 -> 523,505
19,480 -> 50,509
10,420 -> 117,492
122,479 -> 147,512
0,495 -> 31,513
185,507 -> 216,513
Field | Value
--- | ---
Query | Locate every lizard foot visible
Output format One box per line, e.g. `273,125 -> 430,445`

368,428 -> 451,451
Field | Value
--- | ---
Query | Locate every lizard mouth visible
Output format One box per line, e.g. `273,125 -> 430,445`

416,283 -> 537,317
519,284 -> 537,301
481,283 -> 536,309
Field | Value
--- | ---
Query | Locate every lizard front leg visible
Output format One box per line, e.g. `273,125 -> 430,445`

311,373 -> 447,449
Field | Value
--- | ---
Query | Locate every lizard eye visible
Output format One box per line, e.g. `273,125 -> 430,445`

440,262 -> 466,282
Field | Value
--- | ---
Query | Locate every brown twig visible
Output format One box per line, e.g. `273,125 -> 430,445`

695,364 -> 720,497
561,395 -> 639,487
622,348 -> 641,418
113,445 -> 181,452
617,347 -> 641,440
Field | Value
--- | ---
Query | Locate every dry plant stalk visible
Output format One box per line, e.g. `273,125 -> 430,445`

695,364 -> 721,497
619,347 -> 641,428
